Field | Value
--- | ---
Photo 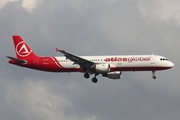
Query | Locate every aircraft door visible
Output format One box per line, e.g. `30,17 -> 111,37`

150,55 -> 155,64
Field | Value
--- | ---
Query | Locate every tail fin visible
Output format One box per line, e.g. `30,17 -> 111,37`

13,36 -> 37,60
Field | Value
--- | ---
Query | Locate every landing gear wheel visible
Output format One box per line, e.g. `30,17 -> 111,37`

152,71 -> 156,79
92,77 -> 98,83
152,76 -> 156,79
84,73 -> 90,79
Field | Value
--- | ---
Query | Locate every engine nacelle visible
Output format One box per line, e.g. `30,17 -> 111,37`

95,64 -> 110,73
103,71 -> 122,79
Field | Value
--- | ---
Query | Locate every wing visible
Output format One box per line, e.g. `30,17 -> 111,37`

56,48 -> 95,69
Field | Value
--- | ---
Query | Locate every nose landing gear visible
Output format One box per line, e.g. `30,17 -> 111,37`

152,71 -> 156,79
152,76 -> 156,79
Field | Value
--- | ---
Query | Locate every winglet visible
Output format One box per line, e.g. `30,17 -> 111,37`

55,48 -> 66,54
55,48 -> 60,52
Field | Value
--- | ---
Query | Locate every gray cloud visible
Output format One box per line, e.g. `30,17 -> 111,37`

0,0 -> 43,12
138,0 -> 180,26
0,0 -> 179,120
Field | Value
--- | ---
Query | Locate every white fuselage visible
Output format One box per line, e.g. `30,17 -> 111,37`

54,55 -> 174,71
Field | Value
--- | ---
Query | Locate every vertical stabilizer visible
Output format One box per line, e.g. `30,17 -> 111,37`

12,36 -> 37,60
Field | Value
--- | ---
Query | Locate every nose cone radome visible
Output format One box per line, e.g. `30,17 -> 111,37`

169,61 -> 174,68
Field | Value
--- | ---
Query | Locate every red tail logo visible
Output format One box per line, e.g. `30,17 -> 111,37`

16,41 -> 32,57
13,36 -> 37,59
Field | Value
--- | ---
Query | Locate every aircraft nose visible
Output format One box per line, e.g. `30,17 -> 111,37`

169,61 -> 174,68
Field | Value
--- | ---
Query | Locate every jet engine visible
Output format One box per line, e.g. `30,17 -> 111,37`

102,71 -> 122,79
95,64 -> 110,73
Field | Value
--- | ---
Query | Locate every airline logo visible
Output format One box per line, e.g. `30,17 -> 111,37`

105,56 -> 151,63
16,41 -> 32,57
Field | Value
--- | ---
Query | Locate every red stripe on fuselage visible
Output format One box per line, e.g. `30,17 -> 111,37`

51,57 -> 64,68
110,66 -> 172,71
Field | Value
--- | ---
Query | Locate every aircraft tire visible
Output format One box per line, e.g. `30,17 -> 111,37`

92,77 -> 98,83
84,73 -> 90,79
152,76 -> 156,79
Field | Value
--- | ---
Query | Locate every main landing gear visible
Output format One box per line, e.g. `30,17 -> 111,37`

84,73 -> 90,79
84,73 -> 98,83
152,71 -> 156,79
92,77 -> 98,83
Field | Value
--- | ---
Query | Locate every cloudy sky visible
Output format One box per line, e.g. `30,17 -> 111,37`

0,0 -> 179,120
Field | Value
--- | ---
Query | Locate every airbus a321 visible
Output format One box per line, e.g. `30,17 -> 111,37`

7,36 -> 174,83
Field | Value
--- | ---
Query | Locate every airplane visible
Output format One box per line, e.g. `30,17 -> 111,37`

7,36 -> 174,83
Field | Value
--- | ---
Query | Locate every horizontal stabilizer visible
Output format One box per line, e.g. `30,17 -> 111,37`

6,56 -> 26,64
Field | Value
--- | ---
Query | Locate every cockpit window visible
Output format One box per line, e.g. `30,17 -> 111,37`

160,58 -> 168,61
